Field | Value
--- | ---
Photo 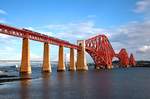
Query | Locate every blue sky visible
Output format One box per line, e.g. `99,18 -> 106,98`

0,0 -> 142,26
0,0 -> 150,61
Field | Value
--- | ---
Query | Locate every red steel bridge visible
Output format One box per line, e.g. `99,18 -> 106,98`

0,23 -> 136,73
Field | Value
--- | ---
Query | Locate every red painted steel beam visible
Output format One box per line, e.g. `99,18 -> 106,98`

0,24 -> 79,49
129,53 -> 136,66
118,48 -> 129,67
85,34 -> 115,68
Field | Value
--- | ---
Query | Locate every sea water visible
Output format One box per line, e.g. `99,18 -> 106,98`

0,63 -> 150,99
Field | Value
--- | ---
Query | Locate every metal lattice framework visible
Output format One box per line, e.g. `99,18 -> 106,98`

129,53 -> 136,66
85,35 -> 134,68
117,48 -> 129,67
85,35 -> 115,68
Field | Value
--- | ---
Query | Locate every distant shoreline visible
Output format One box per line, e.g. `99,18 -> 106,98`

0,60 -> 149,67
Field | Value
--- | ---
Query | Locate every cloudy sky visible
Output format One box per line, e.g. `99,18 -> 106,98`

0,0 -> 150,61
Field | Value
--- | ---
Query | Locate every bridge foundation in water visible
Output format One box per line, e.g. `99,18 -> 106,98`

57,46 -> 65,71
69,48 -> 76,71
20,38 -> 31,74
76,40 -> 88,71
42,42 -> 51,72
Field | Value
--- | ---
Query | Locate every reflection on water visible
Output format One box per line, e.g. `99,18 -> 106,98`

99,71 -> 112,98
20,74 -> 31,99
42,73 -> 50,99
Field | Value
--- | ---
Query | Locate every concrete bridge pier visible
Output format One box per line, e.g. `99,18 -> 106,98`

20,38 -> 31,74
57,45 -> 65,71
76,40 -> 88,71
69,48 -> 76,71
42,42 -> 51,72
107,60 -> 113,69
107,65 -> 113,69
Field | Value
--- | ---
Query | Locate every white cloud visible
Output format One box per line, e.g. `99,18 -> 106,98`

134,0 -> 150,13
110,19 -> 150,60
25,26 -> 53,36
0,46 -> 14,52
25,27 -> 35,31
0,9 -> 7,15
30,53 -> 42,60
137,45 -> 150,53
38,21 -> 109,41
0,33 -> 10,38
65,53 -> 70,62
0,46 -> 20,60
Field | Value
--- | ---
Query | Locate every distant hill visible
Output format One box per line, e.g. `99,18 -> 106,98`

88,60 -> 150,67
112,60 -> 150,67
136,61 -> 150,67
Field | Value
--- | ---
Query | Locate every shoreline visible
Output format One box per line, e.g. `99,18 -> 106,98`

0,74 -> 32,84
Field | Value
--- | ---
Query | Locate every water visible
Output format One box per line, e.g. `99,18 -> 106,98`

0,64 -> 150,99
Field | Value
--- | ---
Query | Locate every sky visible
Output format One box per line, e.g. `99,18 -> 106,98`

0,0 -> 150,62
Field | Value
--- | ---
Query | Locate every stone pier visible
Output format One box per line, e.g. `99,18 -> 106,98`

69,48 -> 76,71
57,45 -> 65,71
42,42 -> 51,72
20,38 -> 31,74
76,40 -> 88,70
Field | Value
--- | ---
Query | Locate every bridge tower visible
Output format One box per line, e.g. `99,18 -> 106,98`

76,40 -> 88,70
85,35 -> 115,69
129,53 -> 136,66
118,48 -> 129,67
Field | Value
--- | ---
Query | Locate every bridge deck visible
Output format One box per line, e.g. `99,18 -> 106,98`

0,24 -> 79,49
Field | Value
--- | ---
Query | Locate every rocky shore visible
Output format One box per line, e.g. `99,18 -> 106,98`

0,70 -> 31,83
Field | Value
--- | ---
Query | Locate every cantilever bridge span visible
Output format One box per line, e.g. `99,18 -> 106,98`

0,24 -> 136,73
